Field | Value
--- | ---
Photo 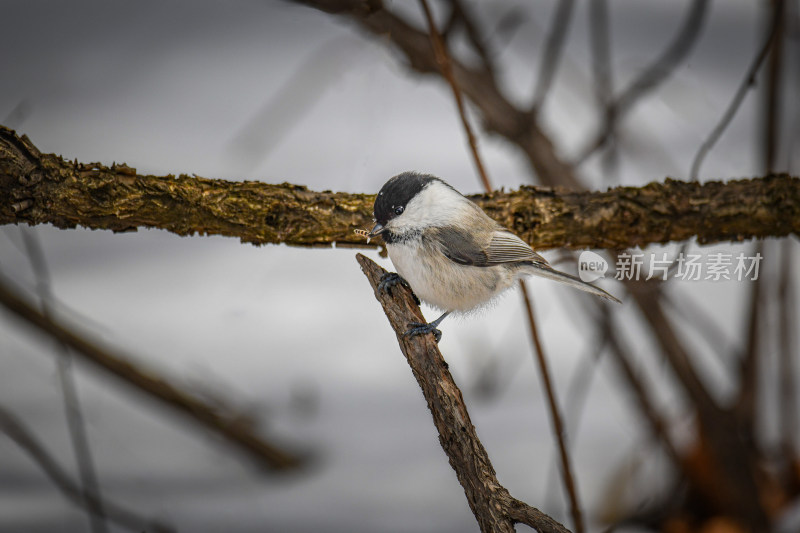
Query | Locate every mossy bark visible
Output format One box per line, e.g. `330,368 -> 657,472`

2,127 -> 798,250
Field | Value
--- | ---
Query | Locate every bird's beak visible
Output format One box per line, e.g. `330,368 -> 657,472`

368,223 -> 385,238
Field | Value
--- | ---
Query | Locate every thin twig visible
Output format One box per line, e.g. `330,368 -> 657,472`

599,307 -> 681,466
588,0 -> 612,112
228,36 -> 358,172
661,284 -> 737,364
588,0 -> 620,182
20,229 -> 109,533
689,0 -> 784,180
531,0 -> 575,112
763,0 -> 786,173
543,318 -> 612,513
418,0 -> 491,192
736,0 -> 787,449
0,406 -> 174,533
777,241 -> 798,460
575,0 -> 710,166
627,284 -> 720,423
0,274 -> 303,471
520,283 -> 585,533
443,0 -> 496,75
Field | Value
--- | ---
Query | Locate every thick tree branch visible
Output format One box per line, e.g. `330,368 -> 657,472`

2,127 -> 798,250
356,253 -> 570,533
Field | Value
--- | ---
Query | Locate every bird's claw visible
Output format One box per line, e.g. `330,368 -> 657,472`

404,321 -> 443,343
378,272 -> 407,293
378,272 -> 420,305
379,273 -> 436,339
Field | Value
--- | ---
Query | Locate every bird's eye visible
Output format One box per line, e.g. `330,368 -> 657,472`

394,206 -> 404,215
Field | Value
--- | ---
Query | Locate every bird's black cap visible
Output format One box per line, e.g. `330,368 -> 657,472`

373,172 -> 437,225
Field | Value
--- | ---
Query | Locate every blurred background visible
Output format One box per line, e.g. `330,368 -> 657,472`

1,1 -> 799,532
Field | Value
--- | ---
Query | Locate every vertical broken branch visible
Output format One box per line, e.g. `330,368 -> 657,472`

357,253 -> 570,533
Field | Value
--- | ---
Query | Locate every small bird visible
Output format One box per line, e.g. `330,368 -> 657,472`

368,172 -> 620,342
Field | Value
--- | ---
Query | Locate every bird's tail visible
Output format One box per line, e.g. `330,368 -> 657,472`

522,262 -> 621,303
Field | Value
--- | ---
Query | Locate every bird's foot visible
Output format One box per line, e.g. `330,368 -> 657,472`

378,272 -> 420,305
404,321 -> 443,343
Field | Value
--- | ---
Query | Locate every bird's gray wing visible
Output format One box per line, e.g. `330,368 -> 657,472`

485,231 -> 548,266
427,227 -> 490,266
430,227 -> 621,302
429,228 -> 547,267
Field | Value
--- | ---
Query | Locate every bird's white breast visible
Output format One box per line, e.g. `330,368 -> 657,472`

387,238 -> 517,314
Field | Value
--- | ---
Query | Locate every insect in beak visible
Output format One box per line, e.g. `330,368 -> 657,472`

353,228 -> 372,243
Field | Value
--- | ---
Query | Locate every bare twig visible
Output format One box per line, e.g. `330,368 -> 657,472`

599,308 -> 681,466
520,283 -> 585,533
442,0 -> 496,75
20,229 -> 109,533
777,241 -> 798,460
544,326 -> 608,513
587,0 -> 621,182
689,0 -> 784,180
576,0 -> 710,166
763,0 -> 786,173
627,285 -> 720,422
735,0 -> 787,459
0,406 -> 174,533
774,0 -> 798,471
0,274 -> 303,471
228,36 -> 358,171
731,0 -> 787,467
588,0 -> 612,113
531,0 -> 575,112
735,233 -> 767,434
418,0 -> 491,192
661,286 -> 736,364
356,253 -> 571,533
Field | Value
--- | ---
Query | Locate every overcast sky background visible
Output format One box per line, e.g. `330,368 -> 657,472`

1,1 -> 799,532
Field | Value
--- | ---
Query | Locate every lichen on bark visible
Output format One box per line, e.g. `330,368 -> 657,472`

2,127 -> 798,251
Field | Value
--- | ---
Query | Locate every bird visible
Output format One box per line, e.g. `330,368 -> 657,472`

368,171 -> 620,342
